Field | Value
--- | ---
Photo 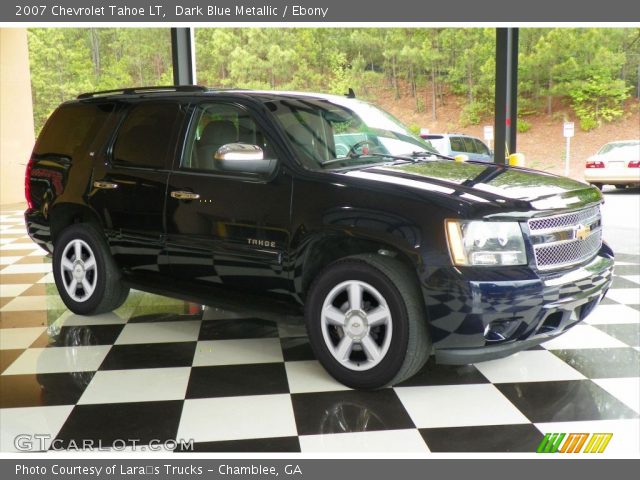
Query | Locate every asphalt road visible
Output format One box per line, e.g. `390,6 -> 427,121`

600,185 -> 640,256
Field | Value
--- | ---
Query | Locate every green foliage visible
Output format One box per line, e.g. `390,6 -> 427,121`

27,27 -> 639,136
517,119 -> 531,133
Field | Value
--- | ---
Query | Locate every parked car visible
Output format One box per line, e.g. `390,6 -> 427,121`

584,140 -> 640,190
25,86 -> 613,389
421,133 -> 494,162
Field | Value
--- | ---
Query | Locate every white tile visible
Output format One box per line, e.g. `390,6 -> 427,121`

79,367 -> 191,404
534,419 -> 640,455
606,289 -> 640,305
177,394 -> 297,443
1,295 -> 50,312
0,229 -> 28,236
0,263 -> 52,274
474,350 -> 586,383
0,406 -> 74,452
37,272 -> 55,284
542,325 -> 628,350
193,338 -> 283,366
300,429 -> 429,453
0,327 -> 47,349
621,275 -> 640,285
0,283 -> 32,298
285,360 -> 351,394
585,304 -> 640,325
28,248 -> 49,257
0,256 -> 22,266
115,320 -> 201,345
54,310 -> 131,327
2,346 -> 111,375
0,242 -> 39,251
0,237 -> 18,244
394,384 -> 530,428
593,378 -> 640,414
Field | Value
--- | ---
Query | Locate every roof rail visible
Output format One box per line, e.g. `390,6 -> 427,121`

77,85 -> 208,99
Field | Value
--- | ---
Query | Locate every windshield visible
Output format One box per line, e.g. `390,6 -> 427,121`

265,95 -> 438,169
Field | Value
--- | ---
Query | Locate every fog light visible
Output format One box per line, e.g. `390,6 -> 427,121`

484,319 -> 521,342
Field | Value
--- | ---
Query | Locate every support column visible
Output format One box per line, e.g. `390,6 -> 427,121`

171,28 -> 196,85
0,28 -> 35,205
494,28 -> 519,165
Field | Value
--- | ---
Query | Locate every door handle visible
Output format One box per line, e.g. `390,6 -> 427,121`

93,181 -> 118,189
171,190 -> 201,200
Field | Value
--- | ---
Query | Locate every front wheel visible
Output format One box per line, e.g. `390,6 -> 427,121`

53,223 -> 129,315
305,254 -> 431,389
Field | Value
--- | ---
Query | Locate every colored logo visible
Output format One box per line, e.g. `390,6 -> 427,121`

536,433 -> 613,453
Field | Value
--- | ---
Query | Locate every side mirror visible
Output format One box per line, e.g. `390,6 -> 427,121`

214,143 -> 276,174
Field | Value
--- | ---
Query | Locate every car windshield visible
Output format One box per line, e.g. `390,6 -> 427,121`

265,95 -> 438,170
598,141 -> 640,155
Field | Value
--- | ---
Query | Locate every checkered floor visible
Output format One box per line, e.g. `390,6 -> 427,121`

1,206 -> 639,454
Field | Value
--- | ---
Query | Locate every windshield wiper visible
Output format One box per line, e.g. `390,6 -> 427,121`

320,153 -> 414,167
407,151 -> 456,161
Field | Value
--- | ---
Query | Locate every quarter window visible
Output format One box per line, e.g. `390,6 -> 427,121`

112,103 -> 183,169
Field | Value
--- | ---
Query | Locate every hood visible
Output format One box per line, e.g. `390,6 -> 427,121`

344,160 -> 602,217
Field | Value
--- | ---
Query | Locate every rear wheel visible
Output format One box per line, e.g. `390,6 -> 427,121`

591,183 -> 603,191
614,184 -> 627,190
53,224 -> 129,315
305,254 -> 431,389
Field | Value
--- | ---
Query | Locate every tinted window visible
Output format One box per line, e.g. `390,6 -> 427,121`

112,102 -> 183,169
462,137 -> 477,154
182,103 -> 274,172
450,136 -> 466,153
34,103 -> 115,159
474,138 -> 490,155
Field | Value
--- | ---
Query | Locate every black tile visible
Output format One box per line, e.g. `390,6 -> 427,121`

280,337 -> 316,362
593,324 -> 640,347
186,363 -> 289,398
291,389 -> 414,436
525,344 -> 545,351
0,349 -> 23,374
496,380 -> 639,423
198,318 -> 278,340
420,424 -> 544,452
397,358 -> 489,387
177,436 -> 301,453
54,401 -> 183,448
31,325 -> 124,348
99,342 -> 197,370
551,348 -> 640,378
0,372 -> 93,408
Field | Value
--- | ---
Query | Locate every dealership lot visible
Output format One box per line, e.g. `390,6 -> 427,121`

1,193 -> 638,453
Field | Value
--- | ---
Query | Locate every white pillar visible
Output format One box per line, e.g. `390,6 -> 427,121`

0,28 -> 35,206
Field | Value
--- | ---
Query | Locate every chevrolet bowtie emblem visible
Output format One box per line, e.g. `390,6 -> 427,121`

574,224 -> 591,241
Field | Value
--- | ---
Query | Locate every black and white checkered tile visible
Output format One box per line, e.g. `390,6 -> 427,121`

1,207 -> 639,454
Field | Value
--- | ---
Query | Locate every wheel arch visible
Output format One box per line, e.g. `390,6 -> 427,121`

49,203 -> 104,247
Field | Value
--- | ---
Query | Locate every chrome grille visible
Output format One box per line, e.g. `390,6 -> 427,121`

528,206 -> 600,232
528,206 -> 603,271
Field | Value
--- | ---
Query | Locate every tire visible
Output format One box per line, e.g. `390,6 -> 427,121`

53,223 -> 129,315
591,183 -> 603,191
614,184 -> 627,190
305,254 -> 431,389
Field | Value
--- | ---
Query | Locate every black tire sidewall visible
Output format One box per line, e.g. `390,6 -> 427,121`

306,260 -> 411,389
53,224 -> 109,315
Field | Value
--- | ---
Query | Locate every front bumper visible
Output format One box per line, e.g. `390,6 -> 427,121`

422,244 -> 614,365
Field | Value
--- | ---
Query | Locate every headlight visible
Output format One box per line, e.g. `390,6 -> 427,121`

445,220 -> 527,266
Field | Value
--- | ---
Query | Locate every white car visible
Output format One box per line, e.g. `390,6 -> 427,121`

584,140 -> 640,190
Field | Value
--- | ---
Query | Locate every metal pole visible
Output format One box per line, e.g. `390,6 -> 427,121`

565,136 -> 571,177
171,28 -> 196,85
494,28 -> 519,164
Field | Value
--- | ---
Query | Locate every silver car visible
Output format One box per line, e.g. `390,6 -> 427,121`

584,140 -> 640,190
421,133 -> 494,162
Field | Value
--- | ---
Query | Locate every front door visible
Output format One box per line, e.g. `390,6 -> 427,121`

165,101 -> 293,296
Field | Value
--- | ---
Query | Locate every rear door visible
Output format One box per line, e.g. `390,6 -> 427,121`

89,100 -> 188,274
165,101 -> 293,296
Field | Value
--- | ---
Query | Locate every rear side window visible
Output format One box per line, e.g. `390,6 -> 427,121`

450,136 -> 466,152
112,102 -> 184,169
34,103 -> 115,159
